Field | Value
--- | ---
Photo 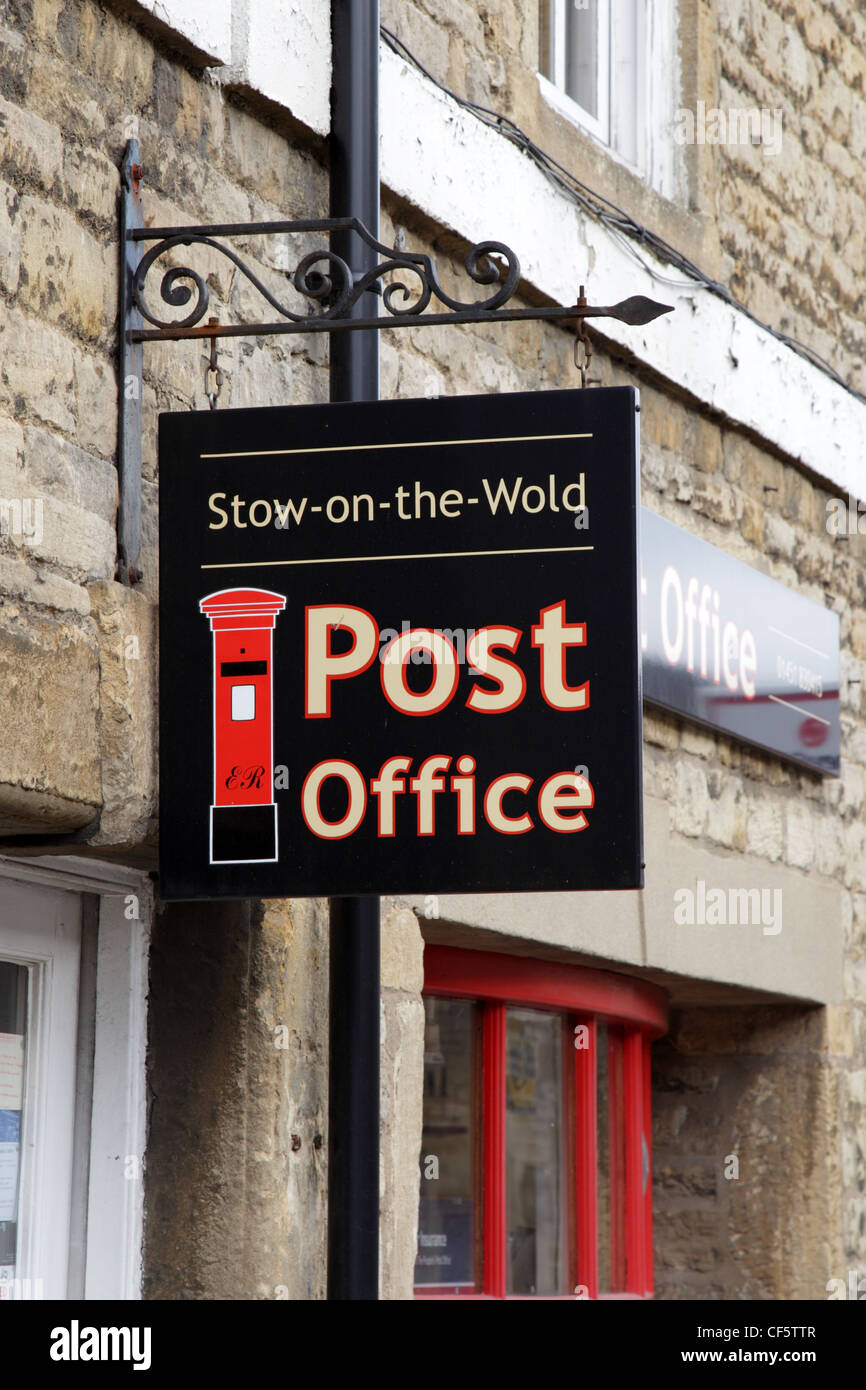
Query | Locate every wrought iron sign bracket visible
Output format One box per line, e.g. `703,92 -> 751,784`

117,142 -> 672,585
118,140 -> 144,586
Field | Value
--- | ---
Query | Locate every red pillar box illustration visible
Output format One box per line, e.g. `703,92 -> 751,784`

200,588 -> 286,864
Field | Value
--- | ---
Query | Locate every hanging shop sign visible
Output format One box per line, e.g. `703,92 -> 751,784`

159,387 -> 643,899
640,509 -> 840,776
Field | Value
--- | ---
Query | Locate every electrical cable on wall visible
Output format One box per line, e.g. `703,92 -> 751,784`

381,26 -> 864,407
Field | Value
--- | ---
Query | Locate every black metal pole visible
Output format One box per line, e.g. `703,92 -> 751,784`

327,0 -> 380,1301
329,1 -> 380,405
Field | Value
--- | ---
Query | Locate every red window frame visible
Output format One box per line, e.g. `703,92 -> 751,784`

415,945 -> 668,1300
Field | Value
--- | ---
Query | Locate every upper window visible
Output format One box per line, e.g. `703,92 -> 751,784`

414,946 -> 668,1299
538,0 -> 679,199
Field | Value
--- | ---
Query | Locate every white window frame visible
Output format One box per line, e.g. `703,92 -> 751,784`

538,0 -> 680,202
545,0 -> 611,145
0,856 -> 149,1300
0,877 -> 81,1300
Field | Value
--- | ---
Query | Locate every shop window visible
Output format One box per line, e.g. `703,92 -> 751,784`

0,964 -> 26,1288
0,867 -> 147,1300
414,946 -> 667,1299
538,0 -> 678,197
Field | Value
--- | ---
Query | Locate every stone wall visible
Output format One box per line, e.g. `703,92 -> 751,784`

143,897 -> 330,1300
0,0 -> 330,845
653,1005 -> 844,1300
717,0 -> 866,395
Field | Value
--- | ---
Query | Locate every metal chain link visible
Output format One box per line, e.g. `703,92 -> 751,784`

205,319 -> 224,409
573,284 -> 600,388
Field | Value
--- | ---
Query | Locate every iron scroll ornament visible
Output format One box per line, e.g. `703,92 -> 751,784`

129,217 -> 672,340
132,218 -> 521,332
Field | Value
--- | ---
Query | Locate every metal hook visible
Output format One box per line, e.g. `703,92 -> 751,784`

205,317 -> 224,409
573,284 -> 600,387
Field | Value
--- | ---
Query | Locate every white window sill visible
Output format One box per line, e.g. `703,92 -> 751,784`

536,72 -> 644,184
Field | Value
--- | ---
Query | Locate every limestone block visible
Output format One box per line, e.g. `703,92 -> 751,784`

396,350 -> 447,401
10,426 -> 117,580
0,92 -> 62,193
843,959 -> 866,1007
763,510 -> 796,560
382,1 -> 449,90
62,142 -> 118,229
705,774 -> 747,852
738,494 -> 763,546
0,602 -> 100,830
72,351 -> 117,460
0,305 -> 76,433
643,745 -> 676,801
744,798 -> 783,862
86,579 -> 157,849
0,179 -> 20,297
673,759 -> 710,837
729,1058 -> 840,1298
813,812 -> 845,878
640,386 -> 686,454
0,552 -> 91,617
379,989 -> 425,1299
18,194 -> 106,343
643,707 -> 680,752
420,0 -> 484,48
381,900 -> 425,993
640,440 -> 668,495
826,1005 -> 853,1059
680,725 -> 716,760
228,341 -> 294,413
784,802 -> 814,870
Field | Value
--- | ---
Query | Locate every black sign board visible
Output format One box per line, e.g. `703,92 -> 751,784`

641,508 -> 840,775
158,387 -> 643,899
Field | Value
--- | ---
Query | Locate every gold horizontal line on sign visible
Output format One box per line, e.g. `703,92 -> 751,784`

767,693 -> 830,726
201,544 -> 595,570
199,432 -> 593,460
